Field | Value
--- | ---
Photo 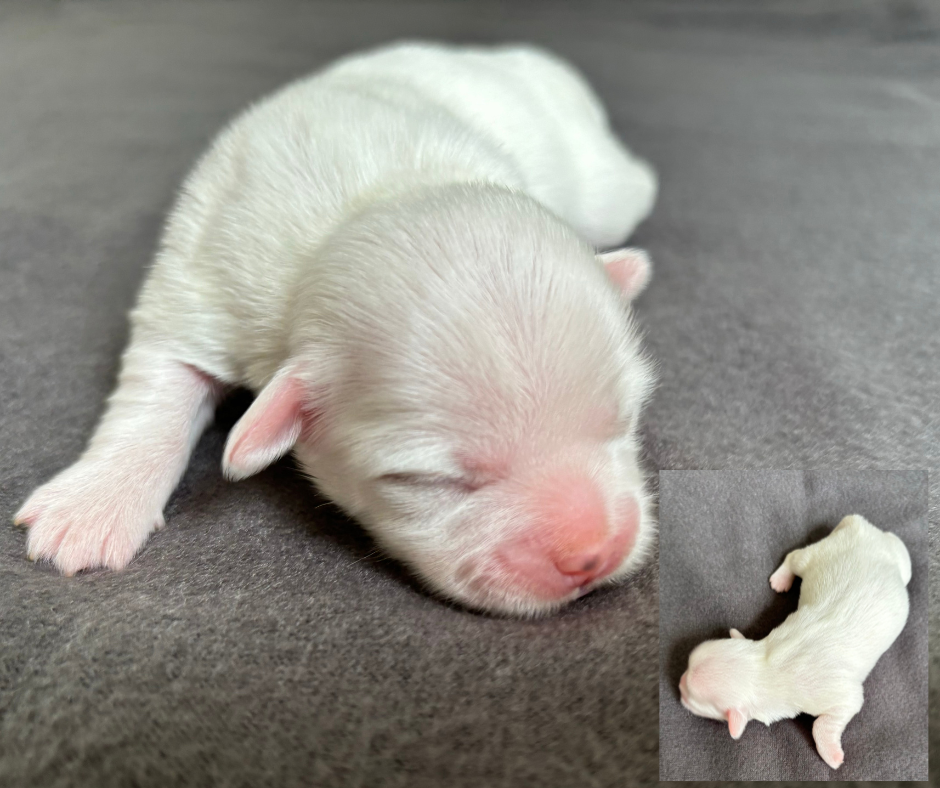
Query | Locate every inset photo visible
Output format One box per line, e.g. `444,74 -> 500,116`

658,470 -> 928,782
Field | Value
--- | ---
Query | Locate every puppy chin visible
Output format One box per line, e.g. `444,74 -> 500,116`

439,569 -> 585,618
455,588 -> 581,619
439,529 -> 648,617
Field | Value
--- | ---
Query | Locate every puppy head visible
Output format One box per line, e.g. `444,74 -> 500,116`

679,630 -> 757,739
223,184 -> 654,616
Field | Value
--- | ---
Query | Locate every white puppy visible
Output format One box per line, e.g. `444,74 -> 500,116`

15,42 -> 658,616
679,515 -> 911,769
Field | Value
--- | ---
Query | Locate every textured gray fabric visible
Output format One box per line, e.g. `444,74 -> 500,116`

1,2 -> 937,787
659,470 -> 928,781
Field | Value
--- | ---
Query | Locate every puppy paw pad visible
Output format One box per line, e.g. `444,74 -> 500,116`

17,462 -> 161,574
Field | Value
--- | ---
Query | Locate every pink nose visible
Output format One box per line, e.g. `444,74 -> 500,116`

544,477 -> 613,580
555,549 -> 607,577
549,524 -> 633,585
497,477 -> 638,600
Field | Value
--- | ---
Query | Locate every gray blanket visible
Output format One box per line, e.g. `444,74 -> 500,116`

1,2 -> 937,787
659,470 -> 928,781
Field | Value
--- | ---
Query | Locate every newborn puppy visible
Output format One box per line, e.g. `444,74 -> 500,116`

679,515 -> 911,768
14,42 -> 658,616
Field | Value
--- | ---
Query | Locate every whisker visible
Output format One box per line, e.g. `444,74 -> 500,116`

350,549 -> 381,566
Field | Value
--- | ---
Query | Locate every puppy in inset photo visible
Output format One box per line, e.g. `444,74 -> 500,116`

658,469 -> 928,782
679,515 -> 911,770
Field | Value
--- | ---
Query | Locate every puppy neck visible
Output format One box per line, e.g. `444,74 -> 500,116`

744,639 -> 804,725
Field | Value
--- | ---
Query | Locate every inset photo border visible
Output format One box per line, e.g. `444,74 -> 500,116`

658,470 -> 928,782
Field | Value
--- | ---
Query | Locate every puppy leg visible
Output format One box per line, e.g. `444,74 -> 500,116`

14,345 -> 223,575
812,694 -> 863,770
769,548 -> 805,592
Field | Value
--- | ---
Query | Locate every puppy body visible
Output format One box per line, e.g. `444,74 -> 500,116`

680,515 -> 911,769
16,42 -> 658,615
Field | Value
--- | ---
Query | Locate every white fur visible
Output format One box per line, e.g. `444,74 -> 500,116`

15,42 -> 658,615
679,515 -> 911,769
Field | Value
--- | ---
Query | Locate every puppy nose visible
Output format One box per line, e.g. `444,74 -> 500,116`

544,482 -> 637,583
555,550 -> 604,576
496,477 -> 638,600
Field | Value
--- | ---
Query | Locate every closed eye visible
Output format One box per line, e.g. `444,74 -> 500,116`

377,473 -> 481,493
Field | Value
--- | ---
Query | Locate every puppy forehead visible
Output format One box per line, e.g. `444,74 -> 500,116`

688,642 -> 718,666
336,259 -> 640,462
361,337 -> 626,455
687,664 -> 732,702
688,646 -> 736,682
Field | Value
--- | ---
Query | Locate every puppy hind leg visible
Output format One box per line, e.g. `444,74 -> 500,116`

812,694 -> 862,770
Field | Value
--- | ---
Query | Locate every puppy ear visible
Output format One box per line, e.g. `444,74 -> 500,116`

727,708 -> 748,739
223,361 -> 318,481
729,628 -> 746,640
597,247 -> 652,301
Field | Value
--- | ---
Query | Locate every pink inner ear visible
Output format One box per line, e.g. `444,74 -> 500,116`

599,248 -> 651,300
223,369 -> 307,481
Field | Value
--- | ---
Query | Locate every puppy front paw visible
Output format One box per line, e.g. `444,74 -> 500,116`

14,460 -> 163,575
769,564 -> 795,593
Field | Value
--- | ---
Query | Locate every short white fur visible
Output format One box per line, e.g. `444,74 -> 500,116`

15,42 -> 658,616
679,515 -> 912,769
